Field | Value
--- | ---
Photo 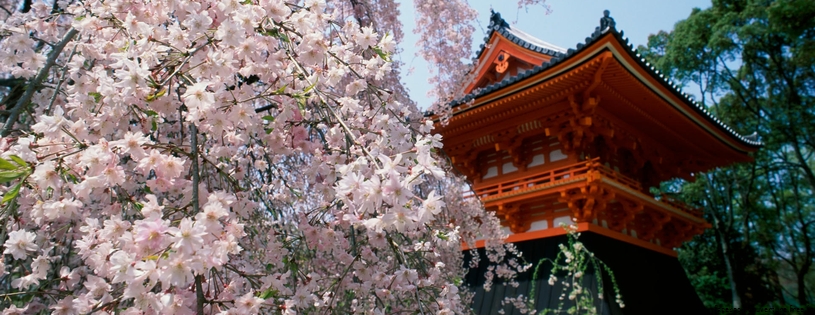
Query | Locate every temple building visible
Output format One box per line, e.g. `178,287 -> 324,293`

428,10 -> 762,315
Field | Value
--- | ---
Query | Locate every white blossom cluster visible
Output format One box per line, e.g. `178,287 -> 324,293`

0,0 -> 531,314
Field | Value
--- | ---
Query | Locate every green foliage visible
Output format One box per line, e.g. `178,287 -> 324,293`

0,155 -> 30,204
640,0 -> 815,310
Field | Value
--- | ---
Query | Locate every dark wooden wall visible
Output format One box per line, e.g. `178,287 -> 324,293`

464,232 -> 709,315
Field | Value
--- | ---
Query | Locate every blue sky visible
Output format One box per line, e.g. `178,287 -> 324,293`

395,0 -> 711,109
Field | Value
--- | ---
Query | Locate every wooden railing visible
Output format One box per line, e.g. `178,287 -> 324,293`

464,158 -> 704,219
472,158 -> 642,199
591,162 -> 643,192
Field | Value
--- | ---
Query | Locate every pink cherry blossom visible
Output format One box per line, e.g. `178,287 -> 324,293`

3,230 -> 38,260
0,0 -> 535,313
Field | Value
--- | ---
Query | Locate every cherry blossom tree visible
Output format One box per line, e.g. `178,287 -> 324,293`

0,0 -> 554,314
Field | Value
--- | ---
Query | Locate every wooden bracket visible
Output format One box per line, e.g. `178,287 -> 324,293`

497,204 -> 530,233
604,199 -> 642,232
559,183 -> 614,223
637,210 -> 671,242
583,51 -> 614,99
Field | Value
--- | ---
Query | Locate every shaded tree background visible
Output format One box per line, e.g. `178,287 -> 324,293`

639,0 -> 815,312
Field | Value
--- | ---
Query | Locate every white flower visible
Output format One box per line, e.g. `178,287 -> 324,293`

419,190 -> 445,222
3,230 -> 38,260
30,160 -> 61,190
169,218 -> 207,254
182,82 -> 215,121
356,27 -> 378,48
30,106 -> 69,136
111,132 -> 151,159
12,273 -> 41,289
235,292 -> 265,313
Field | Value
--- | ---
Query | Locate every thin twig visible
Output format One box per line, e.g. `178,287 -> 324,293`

47,43 -> 79,115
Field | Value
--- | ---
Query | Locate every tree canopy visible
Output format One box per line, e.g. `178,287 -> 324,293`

639,0 -> 815,310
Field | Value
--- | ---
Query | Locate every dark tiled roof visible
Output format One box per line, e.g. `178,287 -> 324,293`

429,10 -> 762,148
472,10 -> 566,62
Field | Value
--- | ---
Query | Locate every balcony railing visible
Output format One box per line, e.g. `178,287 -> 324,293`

465,158 -> 704,219
472,158 -> 642,200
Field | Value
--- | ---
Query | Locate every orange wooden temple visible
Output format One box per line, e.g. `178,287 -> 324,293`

431,10 -> 762,314
430,10 -> 761,257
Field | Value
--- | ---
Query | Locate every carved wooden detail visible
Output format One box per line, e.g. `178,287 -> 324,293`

605,199 -> 643,232
558,180 -> 615,223
497,204 -> 530,233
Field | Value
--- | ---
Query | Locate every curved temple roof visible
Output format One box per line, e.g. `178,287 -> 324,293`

473,11 -> 567,61
431,10 -> 762,149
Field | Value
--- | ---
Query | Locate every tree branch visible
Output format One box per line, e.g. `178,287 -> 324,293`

1,28 -> 78,137
190,124 -> 205,315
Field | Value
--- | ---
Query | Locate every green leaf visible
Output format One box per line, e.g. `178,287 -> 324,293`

257,288 -> 278,300
145,89 -> 166,102
2,182 -> 21,204
371,46 -> 392,62
145,110 -> 159,117
263,29 -> 289,43
262,115 -> 275,122
0,170 -> 27,184
9,155 -> 27,167
65,173 -> 79,184
272,84 -> 287,95
436,231 -> 449,241
151,119 -> 157,131
0,158 -> 17,170
302,78 -> 318,94
88,92 -> 102,103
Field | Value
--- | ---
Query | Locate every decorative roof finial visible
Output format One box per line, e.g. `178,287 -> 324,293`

489,10 -> 510,30
744,132 -> 760,142
600,10 -> 616,31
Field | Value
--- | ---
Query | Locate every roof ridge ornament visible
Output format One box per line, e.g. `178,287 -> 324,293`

744,132 -> 760,142
597,9 -> 616,32
489,9 -> 510,30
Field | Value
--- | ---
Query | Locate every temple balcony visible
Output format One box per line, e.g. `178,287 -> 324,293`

465,158 -> 709,253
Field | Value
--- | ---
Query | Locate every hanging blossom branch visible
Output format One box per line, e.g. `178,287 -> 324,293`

413,0 -> 477,118
1,28 -> 78,137
0,0 -> 525,314
526,224 -> 625,315
413,0 -> 551,122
